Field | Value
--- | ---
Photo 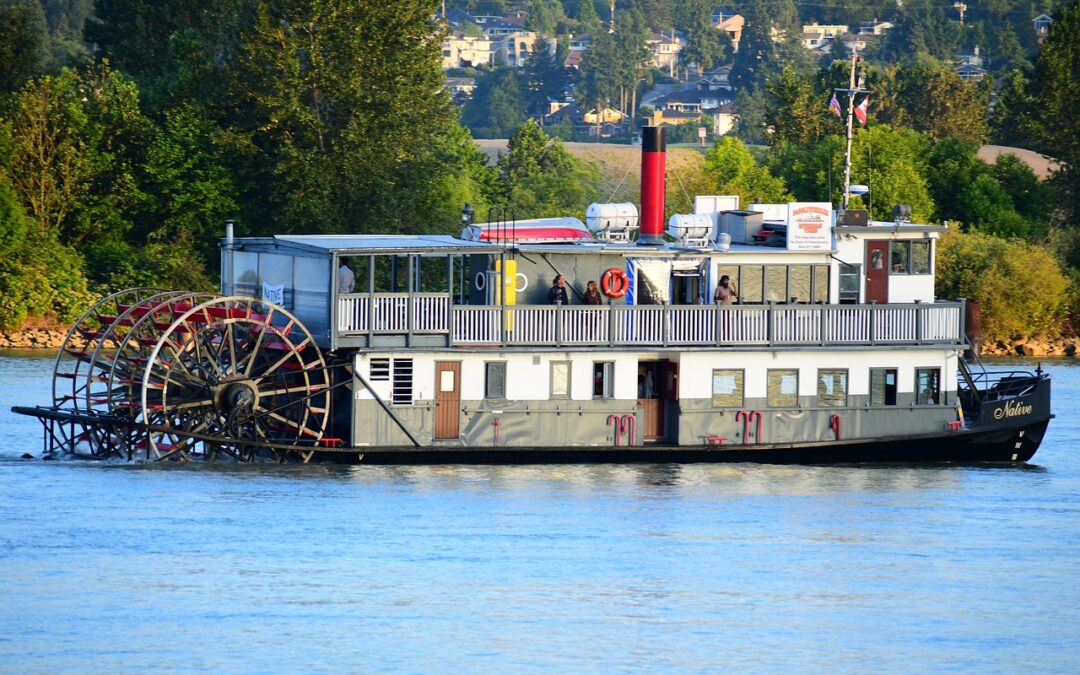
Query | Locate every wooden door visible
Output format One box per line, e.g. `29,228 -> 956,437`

434,362 -> 461,439
638,361 -> 664,439
865,240 -> 889,304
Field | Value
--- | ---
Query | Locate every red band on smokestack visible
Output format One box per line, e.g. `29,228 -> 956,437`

639,126 -> 666,245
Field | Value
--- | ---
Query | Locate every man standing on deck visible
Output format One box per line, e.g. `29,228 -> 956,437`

548,275 -> 570,304
338,260 -> 355,293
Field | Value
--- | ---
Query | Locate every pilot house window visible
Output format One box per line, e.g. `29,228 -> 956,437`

890,241 -> 931,275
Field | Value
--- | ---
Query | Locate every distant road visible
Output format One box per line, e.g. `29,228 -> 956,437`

476,139 -> 1059,180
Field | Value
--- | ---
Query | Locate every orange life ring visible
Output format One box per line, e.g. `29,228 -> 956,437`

601,267 -> 628,298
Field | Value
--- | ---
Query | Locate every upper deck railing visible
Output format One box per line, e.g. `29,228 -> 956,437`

336,293 -> 964,348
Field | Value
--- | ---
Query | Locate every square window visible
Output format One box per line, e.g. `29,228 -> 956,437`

890,241 -> 909,273
593,362 -> 614,399
712,369 -> 744,407
916,367 -> 940,405
817,369 -> 848,407
485,362 -> 506,399
550,361 -> 571,399
910,241 -> 930,274
871,368 -> 898,405
767,369 -> 799,407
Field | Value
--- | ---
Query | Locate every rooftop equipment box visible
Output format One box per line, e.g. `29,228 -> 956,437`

719,210 -> 764,245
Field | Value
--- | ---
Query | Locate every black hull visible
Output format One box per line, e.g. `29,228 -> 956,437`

321,416 -> 1051,465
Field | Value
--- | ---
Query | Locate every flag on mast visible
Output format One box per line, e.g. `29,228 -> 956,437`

854,96 -> 869,125
828,93 -> 842,118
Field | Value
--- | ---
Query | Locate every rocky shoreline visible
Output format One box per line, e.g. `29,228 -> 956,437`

1,326 -> 1077,357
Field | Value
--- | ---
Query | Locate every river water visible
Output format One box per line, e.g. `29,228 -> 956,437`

1,352 -> 1078,672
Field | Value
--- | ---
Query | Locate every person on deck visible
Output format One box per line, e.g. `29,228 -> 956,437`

714,275 -> 737,304
338,261 -> 355,293
583,280 -> 602,305
548,275 -> 570,305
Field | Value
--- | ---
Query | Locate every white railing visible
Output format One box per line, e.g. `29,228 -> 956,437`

338,293 -> 450,333
338,296 -> 964,348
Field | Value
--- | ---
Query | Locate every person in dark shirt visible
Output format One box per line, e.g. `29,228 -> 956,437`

583,280 -> 602,305
548,274 -> 570,304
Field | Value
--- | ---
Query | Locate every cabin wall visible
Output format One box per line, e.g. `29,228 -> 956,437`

835,231 -> 938,304
349,347 -> 962,449
225,247 -> 332,345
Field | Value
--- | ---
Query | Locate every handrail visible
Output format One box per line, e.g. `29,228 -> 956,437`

337,295 -> 965,348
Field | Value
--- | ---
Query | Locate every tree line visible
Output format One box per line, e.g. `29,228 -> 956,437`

0,0 -> 1076,342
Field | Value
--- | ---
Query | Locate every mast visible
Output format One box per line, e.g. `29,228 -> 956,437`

835,49 -> 869,211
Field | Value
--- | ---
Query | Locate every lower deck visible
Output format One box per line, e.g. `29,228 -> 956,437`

347,347 -> 968,450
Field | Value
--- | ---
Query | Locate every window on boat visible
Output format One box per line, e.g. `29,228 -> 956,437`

888,241 -> 932,275
890,241 -> 909,273
767,369 -> 799,407
910,241 -> 930,274
916,367 -> 941,405
370,358 -> 390,381
485,362 -> 506,399
871,368 -> 898,405
593,361 -> 615,399
740,265 -> 764,303
712,369 -> 744,407
550,361 -> 571,399
766,266 -> 787,302
812,264 -> 829,302
839,264 -> 860,304
818,369 -> 848,407
391,359 -> 414,405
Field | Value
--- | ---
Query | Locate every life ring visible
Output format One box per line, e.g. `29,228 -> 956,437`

601,268 -> 628,298
515,273 -> 528,293
474,272 -> 486,291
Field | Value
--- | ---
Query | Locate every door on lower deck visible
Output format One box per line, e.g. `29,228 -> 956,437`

434,362 -> 461,439
638,360 -> 677,440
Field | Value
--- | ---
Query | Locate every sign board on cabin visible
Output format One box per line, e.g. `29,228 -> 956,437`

786,202 -> 833,251
261,282 -> 285,306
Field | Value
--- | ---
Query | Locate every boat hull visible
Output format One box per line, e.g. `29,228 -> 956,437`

322,416 -> 1051,465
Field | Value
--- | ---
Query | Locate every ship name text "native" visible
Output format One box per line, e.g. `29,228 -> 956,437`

994,400 -> 1034,420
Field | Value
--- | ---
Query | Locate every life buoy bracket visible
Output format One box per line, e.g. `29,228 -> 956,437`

601,267 -> 628,298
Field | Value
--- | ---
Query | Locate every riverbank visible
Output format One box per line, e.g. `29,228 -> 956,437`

1,326 -> 1076,357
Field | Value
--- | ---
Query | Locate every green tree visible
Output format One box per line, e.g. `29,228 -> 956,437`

85,0 -> 240,111
0,173 -> 27,257
1022,0 -> 1080,225
673,0 -> 728,72
522,40 -> 568,118
462,67 -> 527,138
142,103 -> 239,270
0,1 -> 47,94
733,89 -> 766,145
765,67 -> 827,146
4,65 -> 149,248
927,137 -> 1031,237
988,68 -> 1031,147
936,229 -> 1069,339
218,0 -> 469,235
887,64 -> 989,144
848,125 -> 935,222
731,0 -> 777,92
525,0 -> 556,35
496,119 -> 599,218
704,136 -> 792,206
573,0 -> 599,27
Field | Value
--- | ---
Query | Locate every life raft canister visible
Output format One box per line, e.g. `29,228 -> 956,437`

601,267 -> 628,298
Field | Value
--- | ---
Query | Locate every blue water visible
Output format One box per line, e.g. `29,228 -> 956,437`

1,352 -> 1079,672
